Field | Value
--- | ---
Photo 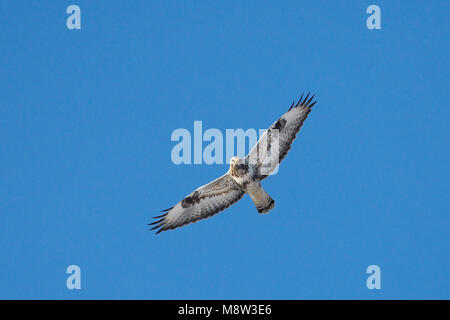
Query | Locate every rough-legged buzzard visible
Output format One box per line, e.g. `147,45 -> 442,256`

150,93 -> 317,234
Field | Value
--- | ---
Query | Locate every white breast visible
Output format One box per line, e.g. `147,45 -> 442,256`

230,172 -> 252,187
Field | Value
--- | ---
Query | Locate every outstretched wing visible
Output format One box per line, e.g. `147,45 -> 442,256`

246,93 -> 316,179
150,174 -> 244,234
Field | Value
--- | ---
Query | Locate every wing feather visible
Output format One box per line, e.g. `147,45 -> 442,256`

246,93 -> 316,179
150,174 -> 244,234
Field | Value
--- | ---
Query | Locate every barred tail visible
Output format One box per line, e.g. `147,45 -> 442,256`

247,183 -> 275,214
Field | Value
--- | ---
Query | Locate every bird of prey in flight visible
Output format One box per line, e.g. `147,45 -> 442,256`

150,93 -> 317,234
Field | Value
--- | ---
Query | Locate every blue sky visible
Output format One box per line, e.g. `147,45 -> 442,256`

0,1 -> 448,299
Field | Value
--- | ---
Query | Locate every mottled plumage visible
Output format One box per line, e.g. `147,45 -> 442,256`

150,93 -> 317,234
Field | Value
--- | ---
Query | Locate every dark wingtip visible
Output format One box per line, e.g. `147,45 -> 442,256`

295,93 -> 304,108
290,92 -> 317,110
148,218 -> 164,226
153,211 -> 170,219
303,92 -> 310,105
149,210 -> 169,233
288,100 -> 295,111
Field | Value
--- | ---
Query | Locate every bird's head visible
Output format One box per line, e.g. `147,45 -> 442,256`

229,156 -> 248,175
230,156 -> 244,166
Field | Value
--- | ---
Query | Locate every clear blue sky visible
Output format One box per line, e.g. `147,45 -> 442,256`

0,1 -> 448,299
